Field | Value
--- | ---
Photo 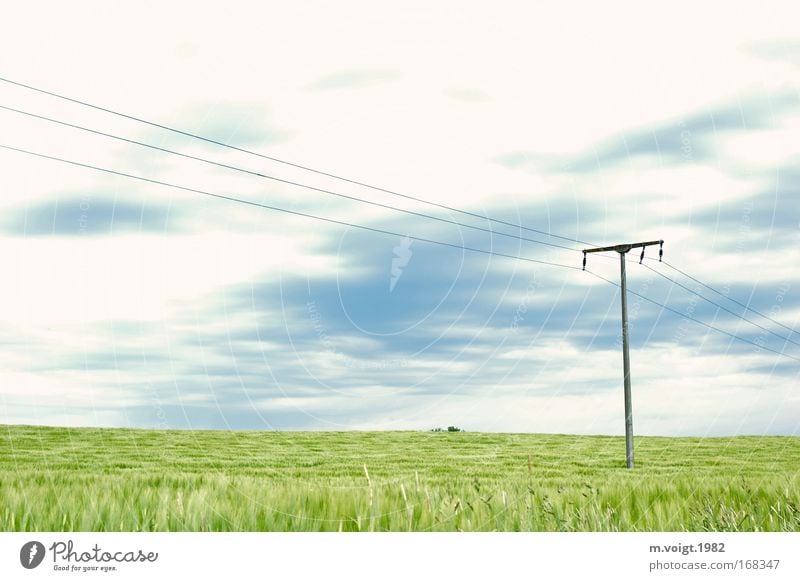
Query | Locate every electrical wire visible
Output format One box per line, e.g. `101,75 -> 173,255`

658,259 -> 799,338
3,141 -> 798,365
0,103 -> 582,253
639,262 -> 800,349
585,269 -> 800,363
2,76 -> 797,362
0,142 -> 585,272
4,137 -> 799,364
0,75 -> 597,247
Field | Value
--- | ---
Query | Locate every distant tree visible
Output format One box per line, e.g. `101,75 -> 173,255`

431,426 -> 464,432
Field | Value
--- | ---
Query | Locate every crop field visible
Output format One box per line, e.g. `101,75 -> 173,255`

1,425 -> 799,532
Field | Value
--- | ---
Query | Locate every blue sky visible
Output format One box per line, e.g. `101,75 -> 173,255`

0,1 -> 798,435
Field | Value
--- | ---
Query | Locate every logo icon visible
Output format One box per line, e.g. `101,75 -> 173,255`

390,236 -> 413,292
20,541 -> 46,569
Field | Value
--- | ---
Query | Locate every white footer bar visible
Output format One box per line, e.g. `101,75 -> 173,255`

1,532 -> 797,580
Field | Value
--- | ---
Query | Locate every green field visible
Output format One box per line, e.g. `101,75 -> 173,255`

1,425 -> 798,532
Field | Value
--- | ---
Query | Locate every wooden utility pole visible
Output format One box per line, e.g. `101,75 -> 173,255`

583,239 -> 663,469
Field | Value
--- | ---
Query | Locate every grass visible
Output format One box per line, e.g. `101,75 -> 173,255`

1,425 -> 798,531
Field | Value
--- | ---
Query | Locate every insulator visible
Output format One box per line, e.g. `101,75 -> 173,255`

659,241 -> 664,262
582,251 -> 587,271
639,248 -> 645,264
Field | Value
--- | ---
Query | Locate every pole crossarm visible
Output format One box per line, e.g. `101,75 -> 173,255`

583,240 -> 663,270
583,240 -> 663,254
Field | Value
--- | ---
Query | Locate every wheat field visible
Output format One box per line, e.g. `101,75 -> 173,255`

1,425 -> 798,531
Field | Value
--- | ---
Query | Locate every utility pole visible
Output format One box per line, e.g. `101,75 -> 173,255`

582,239 -> 663,469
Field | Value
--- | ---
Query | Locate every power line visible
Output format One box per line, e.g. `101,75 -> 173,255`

0,105 -> 800,354
4,140 -> 798,367
2,78 -> 795,362
607,254 -> 799,349
657,259 -> 800,338
639,262 -> 800,349
3,141 -> 798,367
0,103 -> 582,254
585,269 -> 800,363
0,142 -> 585,273
0,75 -> 596,247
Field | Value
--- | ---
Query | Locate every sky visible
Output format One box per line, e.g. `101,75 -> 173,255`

0,0 -> 798,435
